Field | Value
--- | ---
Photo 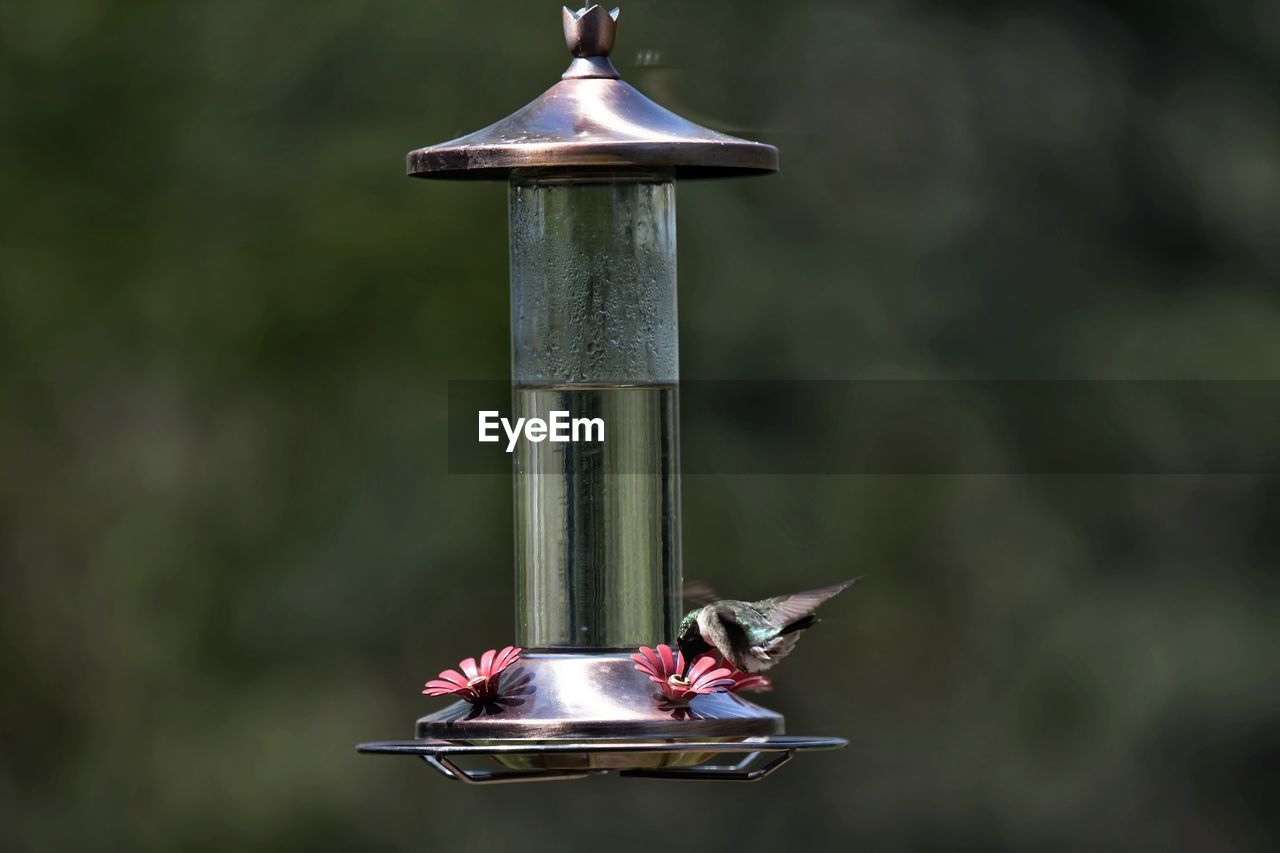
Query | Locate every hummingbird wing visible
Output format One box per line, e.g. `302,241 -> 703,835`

704,603 -> 753,669
681,580 -> 719,607
753,577 -> 860,628
712,602 -> 800,673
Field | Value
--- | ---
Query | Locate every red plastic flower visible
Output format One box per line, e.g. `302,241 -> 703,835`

704,654 -> 773,693
631,645 -> 734,703
422,646 -> 522,704
725,669 -> 773,693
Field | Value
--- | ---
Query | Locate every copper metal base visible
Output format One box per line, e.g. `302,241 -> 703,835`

415,653 -> 783,740
357,653 -> 846,781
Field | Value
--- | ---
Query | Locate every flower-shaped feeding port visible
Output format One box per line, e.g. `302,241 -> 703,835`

423,646 -> 523,705
724,668 -> 773,694
632,645 -> 735,703
702,653 -> 773,694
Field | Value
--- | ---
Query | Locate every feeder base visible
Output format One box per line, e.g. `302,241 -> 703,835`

358,652 -> 850,778
414,652 -> 785,742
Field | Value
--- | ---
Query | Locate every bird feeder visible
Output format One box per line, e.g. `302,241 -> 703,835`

358,5 -> 846,782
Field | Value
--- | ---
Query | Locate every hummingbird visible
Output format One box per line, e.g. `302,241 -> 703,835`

676,578 -> 859,673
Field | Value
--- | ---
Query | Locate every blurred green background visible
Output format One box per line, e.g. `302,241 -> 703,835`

3,1 -> 1279,850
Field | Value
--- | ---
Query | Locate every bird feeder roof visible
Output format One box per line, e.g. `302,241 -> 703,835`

406,5 -> 778,181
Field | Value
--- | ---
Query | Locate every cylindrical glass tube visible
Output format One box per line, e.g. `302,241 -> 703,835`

509,171 -> 681,650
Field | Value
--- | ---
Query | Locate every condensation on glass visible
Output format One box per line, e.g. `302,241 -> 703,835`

509,170 -> 681,649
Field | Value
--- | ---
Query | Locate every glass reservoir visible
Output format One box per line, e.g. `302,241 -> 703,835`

509,172 -> 680,649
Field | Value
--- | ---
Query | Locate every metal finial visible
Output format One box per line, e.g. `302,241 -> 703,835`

563,6 -> 620,57
561,6 -> 621,79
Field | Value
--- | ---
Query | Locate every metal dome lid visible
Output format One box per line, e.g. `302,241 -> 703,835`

406,5 -> 779,180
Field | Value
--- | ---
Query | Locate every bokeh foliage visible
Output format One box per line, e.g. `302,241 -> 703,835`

3,1 -> 1279,850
